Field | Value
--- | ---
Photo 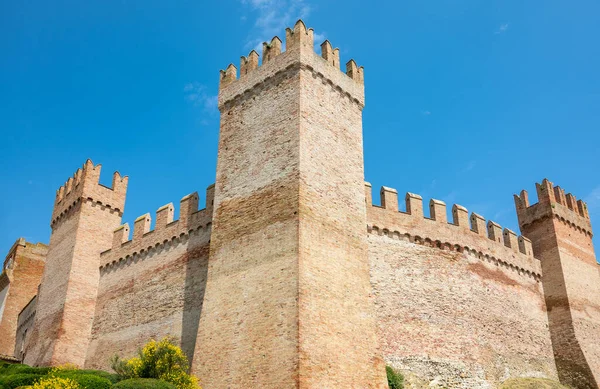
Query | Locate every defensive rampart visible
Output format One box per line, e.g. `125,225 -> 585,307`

85,186 -> 214,369
366,183 -> 558,388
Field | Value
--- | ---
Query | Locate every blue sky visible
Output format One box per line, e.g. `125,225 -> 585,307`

1,0 -> 599,255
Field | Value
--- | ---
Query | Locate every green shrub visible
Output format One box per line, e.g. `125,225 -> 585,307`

111,338 -> 200,389
112,378 -> 176,389
386,365 -> 404,389
0,366 -> 51,377
47,373 -> 112,389
55,370 -> 119,384
0,373 -> 43,389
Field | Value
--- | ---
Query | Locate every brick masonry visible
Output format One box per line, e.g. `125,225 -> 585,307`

0,239 -> 46,357
1,19 -> 599,389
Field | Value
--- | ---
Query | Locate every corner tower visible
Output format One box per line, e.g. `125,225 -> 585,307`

515,179 -> 600,388
24,160 -> 127,367
193,21 -> 386,388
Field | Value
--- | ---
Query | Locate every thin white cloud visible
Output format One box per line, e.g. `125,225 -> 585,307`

421,110 -> 431,116
240,0 -> 316,52
461,160 -> 476,173
184,82 -> 218,114
495,23 -> 509,34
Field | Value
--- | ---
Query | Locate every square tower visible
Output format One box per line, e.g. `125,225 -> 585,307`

515,179 -> 600,388
192,20 -> 386,388
24,160 -> 127,367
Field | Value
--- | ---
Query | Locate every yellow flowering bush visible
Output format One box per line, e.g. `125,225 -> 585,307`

111,337 -> 200,389
32,376 -> 81,389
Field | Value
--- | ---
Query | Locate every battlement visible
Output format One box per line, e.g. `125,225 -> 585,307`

515,179 -> 592,237
217,20 -> 365,109
367,183 -> 542,278
99,184 -> 214,270
51,159 -> 128,227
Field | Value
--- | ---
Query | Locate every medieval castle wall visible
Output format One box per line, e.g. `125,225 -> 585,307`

366,184 -> 558,387
1,20 -> 598,389
85,187 -> 214,369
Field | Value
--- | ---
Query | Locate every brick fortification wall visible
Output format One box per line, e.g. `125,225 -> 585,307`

0,239 -> 47,357
85,186 -> 214,369
367,184 -> 558,388
15,295 -> 37,360
516,180 -> 600,389
6,19 -> 600,389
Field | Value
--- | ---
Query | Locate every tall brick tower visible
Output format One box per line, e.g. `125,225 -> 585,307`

515,179 -> 600,388
24,160 -> 127,367
193,20 -> 386,388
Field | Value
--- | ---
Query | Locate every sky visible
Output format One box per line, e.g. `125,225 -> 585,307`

1,0 -> 599,256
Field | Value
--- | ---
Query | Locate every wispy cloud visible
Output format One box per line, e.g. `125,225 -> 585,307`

495,23 -> 509,34
240,0 -> 317,52
183,82 -> 218,125
421,110 -> 431,116
461,160 -> 476,173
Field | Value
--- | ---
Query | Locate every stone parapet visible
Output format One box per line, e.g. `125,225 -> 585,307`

366,183 -> 542,278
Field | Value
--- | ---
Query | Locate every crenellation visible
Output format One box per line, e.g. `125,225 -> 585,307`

554,186 -> 567,205
205,184 -> 215,216
320,40 -> 340,69
452,204 -> 470,228
262,36 -> 282,64
219,64 -> 237,89
578,199 -> 590,219
429,199 -> 447,223
503,228 -> 519,252
285,19 -> 314,50
51,159 -> 128,226
565,193 -> 578,212
365,184 -> 541,274
112,224 -> 130,249
380,186 -> 398,211
100,185 -> 214,269
536,178 -> 556,205
365,182 -> 373,207
179,192 -> 199,227
133,214 -> 151,242
218,20 -> 365,109
405,192 -> 424,217
487,220 -> 503,243
240,50 -> 259,77
156,203 -> 175,229
518,236 -> 533,257
515,180 -> 593,234
65,177 -> 74,194
471,212 -> 487,236
346,59 -> 364,84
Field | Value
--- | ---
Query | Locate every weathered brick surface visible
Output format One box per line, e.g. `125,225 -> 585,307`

85,190 -> 213,369
0,239 -> 46,357
516,180 -> 600,389
367,188 -> 557,388
15,295 -> 37,360
193,20 -> 386,388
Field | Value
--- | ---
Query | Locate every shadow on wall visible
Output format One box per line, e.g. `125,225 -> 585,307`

544,256 -> 598,389
181,244 -> 210,365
